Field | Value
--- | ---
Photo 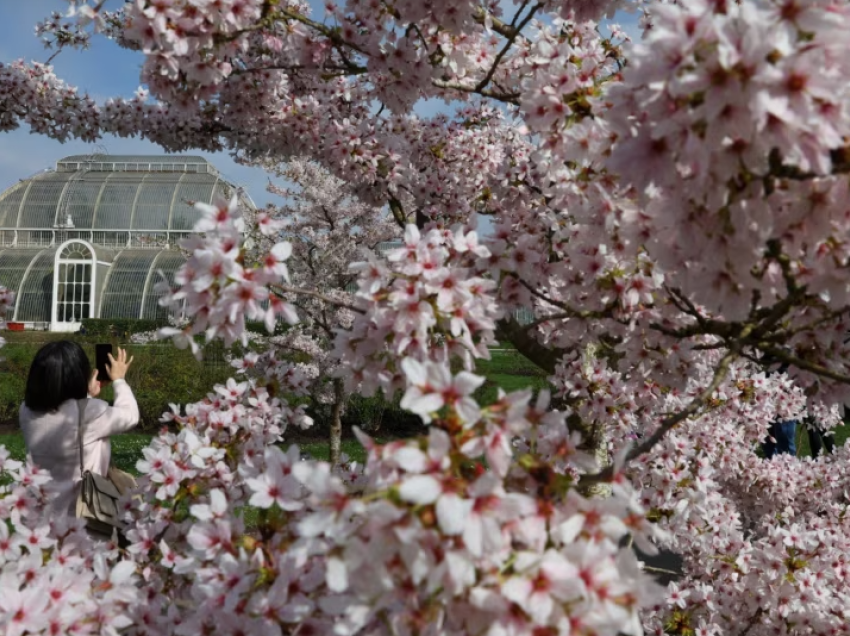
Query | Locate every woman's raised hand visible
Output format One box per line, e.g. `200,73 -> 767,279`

88,369 -> 102,397
107,347 -> 134,381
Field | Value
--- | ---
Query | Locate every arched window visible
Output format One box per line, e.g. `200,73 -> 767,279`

52,240 -> 96,331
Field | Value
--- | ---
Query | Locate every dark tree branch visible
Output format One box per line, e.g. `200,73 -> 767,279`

472,7 -> 521,38
270,284 -> 365,314
431,79 -> 520,105
474,2 -> 541,93
756,344 -> 850,384
497,316 -> 571,375
516,277 -> 611,320
388,195 -> 408,228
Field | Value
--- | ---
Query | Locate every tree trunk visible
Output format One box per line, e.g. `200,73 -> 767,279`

329,378 -> 345,466
496,316 -> 570,375
579,425 -> 612,498
576,347 -> 612,498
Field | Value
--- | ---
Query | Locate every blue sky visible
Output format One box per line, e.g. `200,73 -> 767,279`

0,2 -> 640,207
0,1 -> 278,205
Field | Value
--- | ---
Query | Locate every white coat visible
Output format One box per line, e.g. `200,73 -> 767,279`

19,379 -> 140,516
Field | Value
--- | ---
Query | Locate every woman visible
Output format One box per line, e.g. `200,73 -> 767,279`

19,341 -> 138,519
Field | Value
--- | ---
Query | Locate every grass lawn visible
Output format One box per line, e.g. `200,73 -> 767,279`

0,432 -> 372,474
472,348 -> 550,404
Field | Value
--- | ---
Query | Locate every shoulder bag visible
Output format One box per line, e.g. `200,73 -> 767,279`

74,398 -> 132,537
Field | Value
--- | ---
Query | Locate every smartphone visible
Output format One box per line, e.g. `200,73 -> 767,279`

95,343 -> 113,382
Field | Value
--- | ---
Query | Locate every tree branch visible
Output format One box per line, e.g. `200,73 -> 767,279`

757,344 -> 850,384
523,311 -> 576,330
270,284 -> 365,314
431,79 -> 520,105
516,277 -> 611,320
472,7 -> 521,38
388,195 -> 408,228
496,315 -> 571,374
279,9 -> 367,55
234,63 -> 368,76
580,350 -> 736,486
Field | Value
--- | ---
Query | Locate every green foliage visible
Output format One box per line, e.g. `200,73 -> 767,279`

0,341 -> 233,430
129,345 -> 233,429
79,318 -> 164,339
0,434 -> 25,462
245,320 -> 294,337
108,434 -> 156,475
299,439 -> 368,464
0,433 -> 367,477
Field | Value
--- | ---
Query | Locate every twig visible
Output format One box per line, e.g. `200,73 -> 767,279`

523,312 -> 576,329
738,608 -> 765,636
641,565 -> 680,576
234,63 -> 368,76
474,2 -> 541,93
280,9 -> 367,55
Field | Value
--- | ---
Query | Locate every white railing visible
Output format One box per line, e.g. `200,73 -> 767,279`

56,161 -> 216,175
0,228 -> 191,249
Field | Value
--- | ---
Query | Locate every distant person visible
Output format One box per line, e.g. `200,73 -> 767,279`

19,341 -> 138,524
762,418 -> 837,459
762,419 -> 797,458
806,417 -> 836,458
760,356 -> 798,458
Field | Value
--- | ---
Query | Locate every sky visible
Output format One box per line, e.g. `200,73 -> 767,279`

0,1 -> 279,206
0,1 -> 641,207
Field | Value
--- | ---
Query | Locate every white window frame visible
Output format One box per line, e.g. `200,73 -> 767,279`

51,239 -> 97,332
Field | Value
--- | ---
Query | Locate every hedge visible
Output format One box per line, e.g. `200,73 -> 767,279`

79,318 -> 290,339
79,319 -> 165,338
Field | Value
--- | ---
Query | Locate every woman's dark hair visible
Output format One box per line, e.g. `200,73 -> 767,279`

24,340 -> 91,412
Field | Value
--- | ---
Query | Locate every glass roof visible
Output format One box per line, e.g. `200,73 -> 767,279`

0,169 -> 248,232
55,155 -> 216,177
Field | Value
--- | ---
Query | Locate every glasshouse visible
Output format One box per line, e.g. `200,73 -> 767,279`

0,154 -> 253,331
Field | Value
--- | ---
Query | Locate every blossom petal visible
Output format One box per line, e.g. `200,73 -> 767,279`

436,493 -> 471,535
398,475 -> 441,505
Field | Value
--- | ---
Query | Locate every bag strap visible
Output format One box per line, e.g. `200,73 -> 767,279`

77,398 -> 88,476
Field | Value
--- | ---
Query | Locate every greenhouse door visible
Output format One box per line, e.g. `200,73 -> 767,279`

51,240 -> 97,332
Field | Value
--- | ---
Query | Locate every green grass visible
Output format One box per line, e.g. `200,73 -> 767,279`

1,433 -> 155,475
0,432 -> 370,475
299,439 -> 369,464
472,348 -> 550,404
794,424 -> 850,457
